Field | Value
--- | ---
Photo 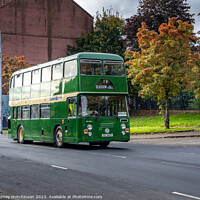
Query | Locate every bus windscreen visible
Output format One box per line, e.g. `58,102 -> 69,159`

78,95 -> 128,117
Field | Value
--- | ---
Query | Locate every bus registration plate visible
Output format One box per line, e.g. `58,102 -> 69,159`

102,134 -> 113,137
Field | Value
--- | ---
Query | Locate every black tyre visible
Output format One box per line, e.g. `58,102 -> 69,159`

17,125 -> 25,144
99,141 -> 110,148
89,142 -> 99,146
54,126 -> 64,148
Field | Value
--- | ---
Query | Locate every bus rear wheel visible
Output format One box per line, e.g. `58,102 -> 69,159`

54,126 -> 64,148
18,125 -> 24,144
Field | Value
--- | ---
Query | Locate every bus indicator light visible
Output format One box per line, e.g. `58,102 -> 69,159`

84,129 -> 88,134
126,128 -> 129,133
62,120 -> 64,124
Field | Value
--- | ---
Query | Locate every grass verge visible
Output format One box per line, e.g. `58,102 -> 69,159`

130,113 -> 200,135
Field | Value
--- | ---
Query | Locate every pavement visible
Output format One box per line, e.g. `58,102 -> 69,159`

1,130 -> 200,140
130,131 -> 200,140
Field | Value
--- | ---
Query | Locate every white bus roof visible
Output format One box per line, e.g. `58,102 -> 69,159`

12,52 -> 123,76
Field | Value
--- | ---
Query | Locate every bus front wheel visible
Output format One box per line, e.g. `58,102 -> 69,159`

54,126 -> 64,148
17,125 -> 25,144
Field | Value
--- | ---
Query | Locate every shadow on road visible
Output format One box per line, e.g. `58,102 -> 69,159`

21,141 -> 130,151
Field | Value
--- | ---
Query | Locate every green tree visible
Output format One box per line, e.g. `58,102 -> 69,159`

189,12 -> 200,99
67,8 -> 125,57
191,53 -> 200,99
125,18 -> 196,129
2,55 -> 30,93
123,0 -> 194,51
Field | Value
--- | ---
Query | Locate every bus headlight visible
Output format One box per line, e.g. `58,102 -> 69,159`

87,124 -> 93,131
121,124 -> 126,129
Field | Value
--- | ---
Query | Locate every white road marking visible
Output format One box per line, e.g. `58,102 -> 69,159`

172,192 -> 200,200
51,165 -> 68,170
0,142 -> 9,144
91,152 -> 127,159
161,162 -> 200,169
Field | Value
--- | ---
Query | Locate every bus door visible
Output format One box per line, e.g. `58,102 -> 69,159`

67,97 -> 77,137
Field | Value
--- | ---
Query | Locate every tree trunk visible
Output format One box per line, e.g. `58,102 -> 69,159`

162,99 -> 170,129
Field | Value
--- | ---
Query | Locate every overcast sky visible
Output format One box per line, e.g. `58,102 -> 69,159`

74,0 -> 200,34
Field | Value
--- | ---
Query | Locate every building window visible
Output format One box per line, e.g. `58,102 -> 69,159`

31,105 -> 39,119
22,106 -> 30,119
42,66 -> 51,82
52,63 -> 63,80
41,104 -> 50,119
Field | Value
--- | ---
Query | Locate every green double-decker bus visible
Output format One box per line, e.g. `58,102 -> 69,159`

8,52 -> 130,148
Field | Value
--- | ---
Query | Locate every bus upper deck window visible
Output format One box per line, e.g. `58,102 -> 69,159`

52,63 -> 63,80
64,60 -> 77,77
10,77 -> 14,88
15,74 -> 22,87
32,69 -> 41,84
42,66 -> 51,82
23,71 -> 31,86
104,61 -> 125,76
80,59 -> 102,75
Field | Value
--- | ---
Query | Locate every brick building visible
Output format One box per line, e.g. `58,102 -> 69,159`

0,0 -> 93,66
0,0 -> 93,125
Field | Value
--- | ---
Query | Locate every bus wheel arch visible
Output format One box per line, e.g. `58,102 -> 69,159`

17,125 -> 24,144
53,125 -> 64,148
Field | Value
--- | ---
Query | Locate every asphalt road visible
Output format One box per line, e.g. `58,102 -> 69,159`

0,135 -> 200,200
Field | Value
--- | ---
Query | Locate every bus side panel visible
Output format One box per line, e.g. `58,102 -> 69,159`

30,119 -> 43,141
51,101 -> 71,142
64,117 -> 79,143
51,102 -> 67,119
41,119 -> 52,142
51,80 -> 62,96
63,77 -> 79,93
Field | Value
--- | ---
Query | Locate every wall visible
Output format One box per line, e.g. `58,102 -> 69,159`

0,0 -> 93,66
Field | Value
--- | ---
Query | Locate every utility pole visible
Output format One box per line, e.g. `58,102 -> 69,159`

0,31 -> 2,134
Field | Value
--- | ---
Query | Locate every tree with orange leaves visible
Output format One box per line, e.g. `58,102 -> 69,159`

125,18 -> 196,129
2,55 -> 31,93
